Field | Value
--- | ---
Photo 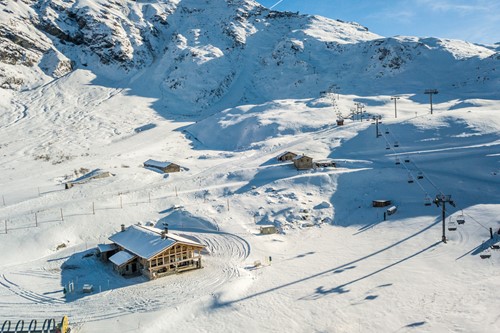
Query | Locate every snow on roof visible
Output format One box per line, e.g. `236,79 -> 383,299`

293,155 -> 312,160
97,243 -> 118,253
109,225 -> 204,260
109,250 -> 137,267
144,159 -> 174,168
277,151 -> 297,158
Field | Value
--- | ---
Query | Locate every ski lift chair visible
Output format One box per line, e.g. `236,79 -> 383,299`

386,144 -> 391,150
407,173 -> 414,183
385,128 -> 389,134
424,195 -> 432,206
417,171 -> 424,179
404,156 -> 410,163
395,157 -> 401,165
457,211 -> 466,224
394,141 -> 399,147
448,219 -> 457,231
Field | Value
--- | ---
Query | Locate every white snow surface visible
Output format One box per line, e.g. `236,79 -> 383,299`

0,1 -> 499,333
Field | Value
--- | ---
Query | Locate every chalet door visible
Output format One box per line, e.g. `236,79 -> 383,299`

131,263 -> 137,272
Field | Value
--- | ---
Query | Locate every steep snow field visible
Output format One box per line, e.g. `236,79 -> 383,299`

0,68 -> 499,332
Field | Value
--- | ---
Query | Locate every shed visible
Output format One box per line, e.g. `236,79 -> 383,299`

293,155 -> 314,170
277,151 -> 298,162
372,200 -> 391,207
106,224 -> 205,279
336,119 -> 344,126
260,225 -> 277,235
144,159 -> 181,173
97,243 -> 118,262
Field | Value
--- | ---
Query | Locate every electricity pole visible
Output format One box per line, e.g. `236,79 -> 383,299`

391,96 -> 400,118
433,194 -> 455,243
424,89 -> 438,115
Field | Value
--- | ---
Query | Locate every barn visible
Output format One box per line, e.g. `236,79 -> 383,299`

277,151 -> 298,162
293,155 -> 314,170
144,159 -> 181,173
102,224 -> 205,280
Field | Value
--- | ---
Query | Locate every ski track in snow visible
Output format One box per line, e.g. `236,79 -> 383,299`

0,230 -> 249,324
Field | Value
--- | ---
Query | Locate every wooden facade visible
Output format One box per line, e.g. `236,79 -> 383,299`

144,160 -> 181,173
293,155 -> 313,170
277,151 -> 298,162
105,225 -> 205,280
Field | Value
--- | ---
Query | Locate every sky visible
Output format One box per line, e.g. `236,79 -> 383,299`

257,0 -> 500,45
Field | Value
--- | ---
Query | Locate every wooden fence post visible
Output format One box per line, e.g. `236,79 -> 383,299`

60,208 -> 64,221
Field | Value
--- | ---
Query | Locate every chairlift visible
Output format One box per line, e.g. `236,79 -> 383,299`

417,171 -> 424,179
385,128 -> 389,134
424,195 -> 432,206
395,157 -> 401,165
394,141 -> 399,147
480,248 -> 491,259
404,156 -> 410,163
407,173 -> 414,183
386,144 -> 391,150
457,210 -> 466,224
448,219 -> 457,231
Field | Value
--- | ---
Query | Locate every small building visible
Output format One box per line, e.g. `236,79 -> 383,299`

97,243 -> 118,262
277,151 -> 298,162
314,159 -> 336,168
104,224 -> 205,280
65,169 -> 113,189
144,159 -> 181,173
372,200 -> 391,207
336,119 -> 344,126
293,155 -> 314,170
260,225 -> 277,234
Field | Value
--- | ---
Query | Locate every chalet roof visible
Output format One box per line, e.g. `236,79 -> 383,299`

109,225 -> 204,260
293,154 -> 312,161
277,151 -> 297,158
97,243 -> 118,253
109,250 -> 137,267
144,159 -> 175,168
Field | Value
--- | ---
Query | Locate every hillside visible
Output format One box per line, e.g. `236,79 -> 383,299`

0,1 -> 499,333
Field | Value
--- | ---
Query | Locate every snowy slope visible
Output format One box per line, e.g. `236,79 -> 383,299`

0,1 -> 499,333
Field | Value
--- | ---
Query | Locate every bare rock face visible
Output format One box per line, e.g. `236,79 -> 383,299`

0,0 -> 498,109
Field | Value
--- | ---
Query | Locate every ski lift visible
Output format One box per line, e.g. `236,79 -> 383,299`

457,210 -> 465,224
404,156 -> 410,163
424,195 -> 432,206
394,141 -> 399,147
448,218 -> 457,231
395,157 -> 401,165
385,128 -> 389,134
386,144 -> 391,150
407,173 -> 414,183
417,171 -> 424,179
480,247 -> 491,259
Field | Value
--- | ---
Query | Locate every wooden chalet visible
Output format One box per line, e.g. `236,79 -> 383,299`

293,155 -> 313,170
101,224 -> 205,280
277,151 -> 298,162
144,159 -> 181,173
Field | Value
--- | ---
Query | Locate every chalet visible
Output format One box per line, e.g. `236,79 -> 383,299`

277,151 -> 298,162
101,224 -> 205,280
144,159 -> 181,173
293,155 -> 313,170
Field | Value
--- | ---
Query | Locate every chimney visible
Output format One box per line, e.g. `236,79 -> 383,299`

121,224 -> 125,232
163,223 -> 169,234
161,230 -> 166,239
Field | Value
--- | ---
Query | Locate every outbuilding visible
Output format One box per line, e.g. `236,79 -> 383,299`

372,200 -> 392,207
293,155 -> 314,170
104,224 -> 205,279
277,151 -> 298,162
144,159 -> 181,173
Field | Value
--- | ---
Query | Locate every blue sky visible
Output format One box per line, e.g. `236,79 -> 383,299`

257,0 -> 500,45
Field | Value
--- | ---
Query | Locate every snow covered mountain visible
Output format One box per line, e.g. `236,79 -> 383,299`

1,0 -> 498,115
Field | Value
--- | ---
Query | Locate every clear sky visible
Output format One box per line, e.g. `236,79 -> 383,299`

257,0 -> 500,45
